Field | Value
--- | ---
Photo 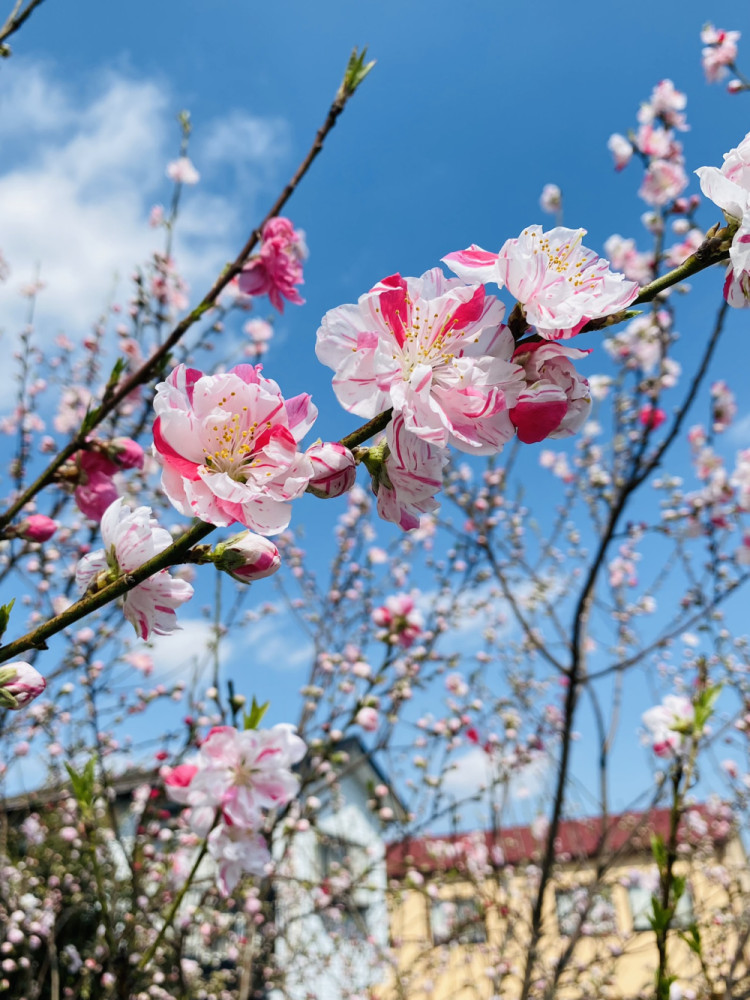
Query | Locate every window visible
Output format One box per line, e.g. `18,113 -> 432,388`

430,897 -> 487,946
556,887 -> 617,937
628,882 -> 694,932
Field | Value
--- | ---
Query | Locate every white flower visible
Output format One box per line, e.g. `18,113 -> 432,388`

166,156 -> 200,185
76,498 -> 194,639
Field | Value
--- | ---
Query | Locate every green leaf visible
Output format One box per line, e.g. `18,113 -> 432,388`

103,357 -> 127,398
680,924 -> 702,956
79,403 -> 101,437
672,874 -> 686,903
243,696 -> 270,731
0,598 -> 15,640
694,684 -> 722,731
651,833 -> 668,872
65,757 -> 97,812
341,46 -> 376,98
648,896 -> 672,933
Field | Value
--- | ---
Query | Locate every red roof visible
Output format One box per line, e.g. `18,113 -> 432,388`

386,805 -> 732,879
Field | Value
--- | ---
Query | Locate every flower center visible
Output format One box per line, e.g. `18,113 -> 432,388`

377,295 -> 463,379
202,396 -> 270,482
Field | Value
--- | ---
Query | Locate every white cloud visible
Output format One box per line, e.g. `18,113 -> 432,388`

727,412 -> 750,446
0,60 -> 290,346
243,613 -> 314,672
139,618 -> 234,680
442,746 -> 551,806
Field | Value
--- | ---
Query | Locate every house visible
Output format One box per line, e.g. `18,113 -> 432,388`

0,737 -> 402,1000
379,803 -> 749,1000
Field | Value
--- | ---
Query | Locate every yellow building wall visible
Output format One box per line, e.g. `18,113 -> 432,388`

377,841 -> 749,1000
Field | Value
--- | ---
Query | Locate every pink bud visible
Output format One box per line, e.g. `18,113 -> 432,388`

0,661 -> 46,710
639,404 -> 667,430
108,437 -> 145,470
306,441 -> 357,499
74,473 -> 119,521
214,532 -> 281,583
17,514 -> 57,542
355,706 -> 379,732
164,763 -> 198,789
728,79 -> 744,94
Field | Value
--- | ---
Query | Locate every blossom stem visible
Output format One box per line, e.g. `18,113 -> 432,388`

0,0 -> 46,52
0,49 -> 369,531
136,833 -> 212,973
633,227 -> 733,305
339,409 -> 393,451
0,520 -> 214,664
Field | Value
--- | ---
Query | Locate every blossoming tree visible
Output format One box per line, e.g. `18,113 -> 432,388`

1,7 -> 750,1000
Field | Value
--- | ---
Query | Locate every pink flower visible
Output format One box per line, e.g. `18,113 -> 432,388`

701,25 -> 740,83
243,318 -> 274,359
0,661 -> 46,710
639,405 -> 667,430
75,498 -> 194,639
16,514 -> 57,542
237,217 -> 306,313
306,441 -> 357,499
608,133 -> 634,171
183,724 -> 306,830
642,695 -> 695,757
213,531 -> 281,583
208,824 -> 271,895
509,341 -> 591,444
696,132 -> 750,307
368,416 -> 447,531
445,672 -> 468,697
73,450 -> 119,521
355,707 -> 379,732
316,269 -> 524,453
635,124 -> 677,160
444,227 -> 639,341
153,364 -> 317,533
162,764 -> 199,804
372,593 -> 423,648
166,157 -> 200,185
603,235 -> 653,285
149,204 -> 165,227
639,160 -> 688,207
637,80 -> 688,132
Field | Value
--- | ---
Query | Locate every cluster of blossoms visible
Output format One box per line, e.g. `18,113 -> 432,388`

163,723 -> 306,894
64,437 -> 145,521
237,217 -> 307,313
701,24 -> 741,85
149,224 -> 637,550
608,80 -> 689,209
372,593 -> 424,648
311,241 -> 637,529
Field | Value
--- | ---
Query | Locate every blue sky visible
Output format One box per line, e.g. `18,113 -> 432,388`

2,1 -> 750,822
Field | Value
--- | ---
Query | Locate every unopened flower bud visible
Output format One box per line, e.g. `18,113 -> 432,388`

728,79 -> 744,94
213,532 -> 281,583
15,514 -> 57,542
355,706 -> 379,732
306,441 -> 357,498
0,661 -> 46,710
107,437 -> 145,470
